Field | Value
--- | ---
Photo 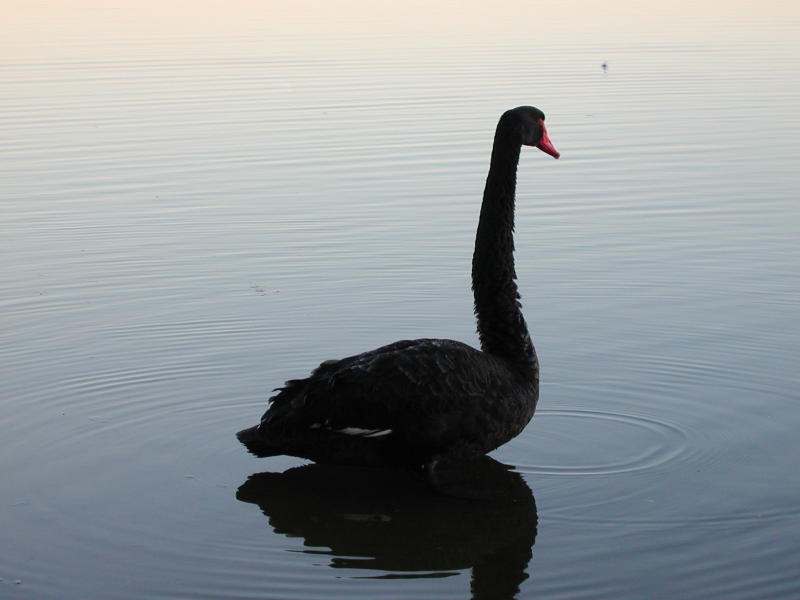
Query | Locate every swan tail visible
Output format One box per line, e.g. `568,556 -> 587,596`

236,425 -> 283,458
236,422 -> 394,466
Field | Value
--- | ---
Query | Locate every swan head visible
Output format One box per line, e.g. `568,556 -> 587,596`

502,106 -> 560,159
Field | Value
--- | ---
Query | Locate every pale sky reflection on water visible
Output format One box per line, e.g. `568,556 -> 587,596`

3,0 -> 799,61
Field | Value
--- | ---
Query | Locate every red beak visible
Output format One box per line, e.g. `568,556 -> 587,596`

536,119 -> 560,159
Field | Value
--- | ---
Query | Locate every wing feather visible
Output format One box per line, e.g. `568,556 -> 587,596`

261,338 -> 513,434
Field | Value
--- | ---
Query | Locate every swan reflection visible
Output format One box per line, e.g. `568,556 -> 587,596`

237,457 -> 537,600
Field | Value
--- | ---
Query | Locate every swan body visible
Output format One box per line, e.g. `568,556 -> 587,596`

238,106 -> 559,476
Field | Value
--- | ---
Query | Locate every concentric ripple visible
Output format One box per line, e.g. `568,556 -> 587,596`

512,409 -> 689,476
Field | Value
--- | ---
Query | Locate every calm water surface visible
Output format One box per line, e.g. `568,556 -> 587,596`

2,1 -> 800,598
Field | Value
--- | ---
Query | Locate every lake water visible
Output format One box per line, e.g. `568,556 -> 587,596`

2,1 -> 799,598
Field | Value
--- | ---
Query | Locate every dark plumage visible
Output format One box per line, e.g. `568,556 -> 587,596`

237,106 -> 560,482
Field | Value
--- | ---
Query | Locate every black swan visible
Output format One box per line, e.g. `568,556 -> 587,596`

237,106 -> 559,484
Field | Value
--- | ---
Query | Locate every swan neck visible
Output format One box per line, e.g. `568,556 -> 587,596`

472,126 -> 536,366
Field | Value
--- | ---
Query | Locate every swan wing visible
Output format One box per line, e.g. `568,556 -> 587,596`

260,338 -> 505,436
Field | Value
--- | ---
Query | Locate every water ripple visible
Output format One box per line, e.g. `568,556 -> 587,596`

513,409 -> 688,476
